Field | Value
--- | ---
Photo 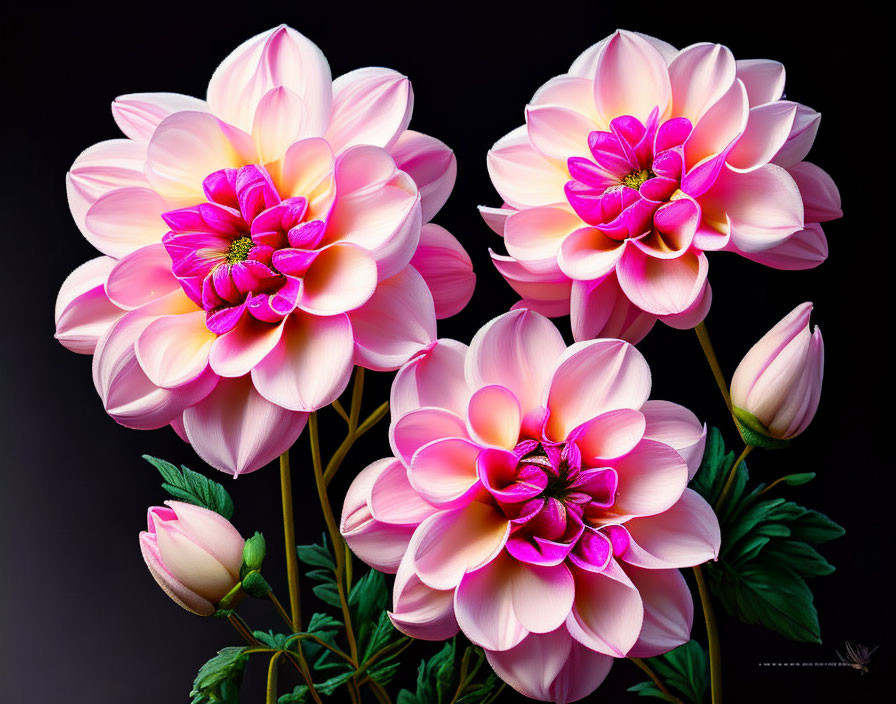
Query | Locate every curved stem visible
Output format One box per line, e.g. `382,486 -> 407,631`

309,412 -> 361,704
332,399 -> 350,424
267,590 -> 294,630
695,322 -> 732,412
714,445 -> 753,512
367,679 -> 392,704
629,658 -> 682,703
693,564 -> 722,704
265,652 -> 282,704
227,613 -> 257,645
279,451 -> 302,632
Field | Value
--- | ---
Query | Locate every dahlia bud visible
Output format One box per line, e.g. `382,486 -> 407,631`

139,501 -> 245,616
730,302 -> 824,445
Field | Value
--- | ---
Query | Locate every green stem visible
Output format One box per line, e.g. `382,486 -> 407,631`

332,398 -> 350,423
693,564 -> 722,704
227,613 -> 257,645
481,683 -> 507,704
367,679 -> 392,704
695,322 -> 732,412
279,450 -> 302,632
265,652 -> 282,704
309,412 -> 361,704
267,590 -> 293,630
714,445 -> 753,511
629,658 -> 682,703
284,634 -> 354,666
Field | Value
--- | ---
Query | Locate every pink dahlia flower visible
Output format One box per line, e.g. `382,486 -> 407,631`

341,309 -> 720,702
55,25 -> 474,475
483,30 -> 841,343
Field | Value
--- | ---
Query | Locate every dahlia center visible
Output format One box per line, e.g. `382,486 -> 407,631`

226,235 -> 254,264
621,168 -> 655,191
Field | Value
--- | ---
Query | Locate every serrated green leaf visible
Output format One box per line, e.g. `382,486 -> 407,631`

349,569 -> 390,651
278,685 -> 308,704
778,472 -> 816,486
362,611 -> 396,662
370,659 -> 402,685
190,647 -> 247,704
252,630 -> 289,649
297,534 -> 336,571
456,673 -> 500,704
312,582 -> 342,609
643,641 -> 708,703
788,508 -> 845,544
396,690 -> 419,704
316,671 -> 354,696
762,540 -> 835,578
144,455 -> 234,519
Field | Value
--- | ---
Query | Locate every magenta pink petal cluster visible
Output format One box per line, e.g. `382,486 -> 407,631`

731,302 -> 823,439
483,30 -> 841,343
54,25 -> 475,475
340,310 -> 720,702
140,501 -> 245,616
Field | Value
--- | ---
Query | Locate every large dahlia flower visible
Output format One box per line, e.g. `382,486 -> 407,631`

341,309 -> 720,702
55,25 -> 474,474
483,30 -> 841,343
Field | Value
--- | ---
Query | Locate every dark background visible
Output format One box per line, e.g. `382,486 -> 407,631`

1,0 -> 892,701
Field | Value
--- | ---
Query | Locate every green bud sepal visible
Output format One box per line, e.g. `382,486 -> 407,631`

732,407 -> 791,450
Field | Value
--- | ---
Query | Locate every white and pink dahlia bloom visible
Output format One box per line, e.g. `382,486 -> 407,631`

341,310 -> 720,702
55,25 -> 474,475
483,30 -> 841,343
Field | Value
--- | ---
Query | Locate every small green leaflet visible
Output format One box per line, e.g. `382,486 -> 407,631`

398,639 -> 501,704
628,640 -> 708,703
349,568 -> 390,655
692,429 -> 844,643
190,646 -> 248,704
144,455 -> 234,519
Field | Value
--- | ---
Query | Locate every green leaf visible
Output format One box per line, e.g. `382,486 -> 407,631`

278,686 -> 308,704
776,472 -> 816,486
396,691 -> 420,704
241,570 -> 271,598
362,611 -> 396,662
303,612 -> 346,673
316,671 -> 354,696
627,681 -> 678,702
297,534 -> 336,572
190,647 -> 247,704
144,455 -> 234,519
698,429 -> 844,644
414,639 -> 456,704
349,569 -> 390,651
456,673 -> 501,704
369,659 -> 402,685
312,582 -> 342,609
253,630 -> 289,649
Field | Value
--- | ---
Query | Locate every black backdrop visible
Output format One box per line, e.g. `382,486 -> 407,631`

1,1 -> 892,701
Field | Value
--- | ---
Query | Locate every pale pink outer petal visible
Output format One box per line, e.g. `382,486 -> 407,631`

616,248 -> 708,317
641,400 -> 706,479
530,74 -> 600,122
251,312 -> 354,411
326,68 -> 413,153
621,489 -> 721,568
183,375 -> 308,475
668,43 -> 736,123
390,551 -> 460,639
112,92 -> 208,142
455,552 -> 575,651
658,280 -> 712,330
545,338 -> 651,441
572,409 -> 646,462
735,59 -> 786,106
341,458 -> 428,573
55,257 -> 124,354
486,629 -> 614,704
486,125 -> 569,210
208,316 -> 285,378
526,105 -> 596,161
136,310 -> 215,388
559,227 -> 625,281
408,437 -> 482,507
771,104 -> 821,169
701,164 -> 803,252
140,532 -> 215,615
67,140 -> 149,237
505,207 -> 580,275
768,327 -> 823,438
251,86 -> 310,164
570,32 -> 678,79
566,560 -> 643,657
299,243 -> 378,315
390,131 -> 456,223
732,223 -> 828,271
612,439 -> 689,517
105,243 -> 179,310
390,408 -> 469,467
166,501 -> 245,578
570,277 -> 656,345
491,251 -> 572,316
368,457 -> 440,526
479,205 -> 515,237
788,162 -> 842,222
467,385 -> 523,450
206,25 -> 332,137
727,102 -> 798,172
93,294 -> 218,430
593,30 -> 672,125
277,137 -> 336,201
145,111 -> 256,204
410,223 -> 475,319
683,78 -> 748,166
349,265 -> 437,371
465,309 -> 567,417
390,339 -> 470,421
406,501 -> 510,590
623,565 -> 693,658
83,187 -> 169,259
328,145 -> 422,280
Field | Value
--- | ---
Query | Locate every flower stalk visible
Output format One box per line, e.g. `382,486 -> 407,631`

693,564 -> 722,704
695,322 -> 732,413
629,658 -> 682,704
